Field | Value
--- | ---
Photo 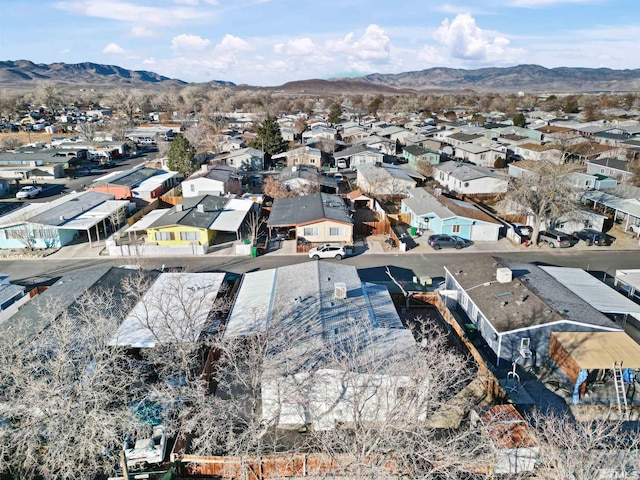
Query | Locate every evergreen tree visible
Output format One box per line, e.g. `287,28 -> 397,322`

327,103 -> 343,124
512,113 -> 526,127
167,134 -> 198,175
251,116 -> 288,156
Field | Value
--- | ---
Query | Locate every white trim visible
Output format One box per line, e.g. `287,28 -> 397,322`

499,319 -> 621,335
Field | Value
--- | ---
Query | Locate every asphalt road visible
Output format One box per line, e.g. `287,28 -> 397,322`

2,250 -> 639,288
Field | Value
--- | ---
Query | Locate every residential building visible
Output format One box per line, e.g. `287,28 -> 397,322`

279,166 -> 338,194
272,146 -> 323,168
220,147 -> 265,171
0,191 -> 129,249
514,143 -> 563,164
454,143 -> 502,167
267,192 -> 353,244
182,165 -> 240,198
146,195 -> 255,246
586,158 -> 633,183
443,257 -> 622,367
223,262 -> 420,430
356,163 -> 425,197
401,188 -> 501,241
334,145 -> 385,169
432,161 -> 509,195
402,145 -> 440,170
88,167 -> 180,204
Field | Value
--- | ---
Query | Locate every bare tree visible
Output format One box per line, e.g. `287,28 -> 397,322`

529,409 -> 640,480
506,161 -> 579,245
244,209 -> 267,245
75,120 -> 97,142
0,136 -> 23,151
109,89 -> 142,123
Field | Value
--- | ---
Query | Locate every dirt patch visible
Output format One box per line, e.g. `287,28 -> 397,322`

0,131 -> 73,148
0,248 -> 59,259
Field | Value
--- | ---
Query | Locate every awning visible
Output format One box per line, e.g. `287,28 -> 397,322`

541,266 -> 640,315
209,198 -> 253,232
125,209 -> 170,233
57,200 -> 130,231
551,331 -> 640,369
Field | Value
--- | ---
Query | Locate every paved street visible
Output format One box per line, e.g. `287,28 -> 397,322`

2,249 -> 640,289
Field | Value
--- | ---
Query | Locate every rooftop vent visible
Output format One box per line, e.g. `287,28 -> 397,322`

176,204 -> 184,212
334,282 -> 347,300
496,268 -> 512,284
197,204 -> 205,213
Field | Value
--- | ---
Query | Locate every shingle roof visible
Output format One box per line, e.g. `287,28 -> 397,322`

149,194 -> 229,229
445,257 -> 620,333
587,157 -> 630,172
268,192 -> 353,227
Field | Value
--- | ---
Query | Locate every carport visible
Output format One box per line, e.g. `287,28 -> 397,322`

58,200 -> 130,247
582,189 -> 640,232
540,266 -> 640,325
124,209 -> 170,244
549,331 -> 640,408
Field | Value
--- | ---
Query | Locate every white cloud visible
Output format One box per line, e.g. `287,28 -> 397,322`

171,34 -> 211,50
216,34 -> 250,53
102,42 -> 125,54
54,0 -> 212,26
143,57 -> 156,65
325,24 -> 391,66
274,37 -> 315,57
433,13 -> 518,62
60,48 -> 70,55
130,26 -> 154,38
174,0 -> 199,4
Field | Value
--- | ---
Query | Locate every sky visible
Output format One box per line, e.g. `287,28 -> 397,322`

0,0 -> 638,86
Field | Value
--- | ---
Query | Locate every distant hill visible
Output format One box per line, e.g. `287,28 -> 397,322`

341,64 -> 640,93
0,60 -> 232,90
264,78 -> 412,94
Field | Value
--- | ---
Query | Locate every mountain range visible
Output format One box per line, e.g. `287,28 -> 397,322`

3,60 -> 640,94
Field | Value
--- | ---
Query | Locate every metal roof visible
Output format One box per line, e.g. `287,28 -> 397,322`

110,272 -> 225,348
125,209 -> 171,233
27,191 -> 115,227
435,161 -> 506,181
57,200 -> 129,231
540,266 -> 640,315
209,198 -> 253,232
402,188 -> 454,218
224,262 -> 416,372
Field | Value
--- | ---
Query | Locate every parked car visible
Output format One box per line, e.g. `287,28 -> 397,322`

427,234 -> 469,250
537,230 -> 574,248
512,223 -> 533,241
336,159 -> 348,169
308,243 -> 347,260
16,185 -> 42,199
572,228 -> 611,246
628,224 -> 640,234
334,173 -> 344,182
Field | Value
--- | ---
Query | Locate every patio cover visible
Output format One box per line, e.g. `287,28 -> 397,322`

57,200 -> 130,231
551,331 -> 640,369
209,198 -> 253,233
540,266 -> 640,315
125,209 -> 170,233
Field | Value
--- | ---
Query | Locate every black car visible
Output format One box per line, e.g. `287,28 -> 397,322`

572,228 -> 611,246
427,234 -> 469,250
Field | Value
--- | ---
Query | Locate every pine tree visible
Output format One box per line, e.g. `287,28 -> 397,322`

167,134 -> 198,175
327,103 -> 343,124
251,116 -> 288,156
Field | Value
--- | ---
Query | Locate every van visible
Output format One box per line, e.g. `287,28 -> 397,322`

537,230 -> 574,248
336,159 -> 347,169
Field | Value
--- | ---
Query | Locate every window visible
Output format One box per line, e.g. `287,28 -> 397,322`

155,231 -> 174,241
452,225 -> 461,233
190,184 -> 195,192
461,293 -> 468,309
180,231 -> 199,241
303,227 -> 319,237
329,227 -> 345,236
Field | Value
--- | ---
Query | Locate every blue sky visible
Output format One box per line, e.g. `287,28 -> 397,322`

0,0 -> 637,86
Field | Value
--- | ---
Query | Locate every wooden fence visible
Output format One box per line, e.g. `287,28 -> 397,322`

411,292 -> 507,403
126,199 -> 161,226
354,215 -> 391,237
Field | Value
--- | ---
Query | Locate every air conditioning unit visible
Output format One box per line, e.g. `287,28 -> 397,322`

496,268 -> 512,283
334,282 -> 347,300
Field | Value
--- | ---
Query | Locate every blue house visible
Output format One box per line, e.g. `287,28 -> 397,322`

0,191 -> 130,249
401,187 -> 501,242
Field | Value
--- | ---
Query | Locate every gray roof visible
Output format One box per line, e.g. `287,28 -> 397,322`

280,166 -> 338,190
402,145 -> 430,157
224,262 -> 416,372
97,167 -> 165,188
268,192 -> 352,227
1,267 -> 158,341
334,145 -> 369,159
357,163 -> 426,183
149,195 -> 229,229
435,161 -> 506,181
448,132 -> 483,142
587,157 -> 630,172
204,165 -> 237,182
402,188 -> 454,218
27,190 -> 114,226
445,257 -> 620,334
0,276 -> 24,308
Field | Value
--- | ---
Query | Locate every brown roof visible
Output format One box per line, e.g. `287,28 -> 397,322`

347,189 -> 372,201
517,142 -> 561,152
536,125 -> 574,134
565,142 -> 613,155
481,404 -> 537,449
550,331 -> 640,369
438,196 -> 500,225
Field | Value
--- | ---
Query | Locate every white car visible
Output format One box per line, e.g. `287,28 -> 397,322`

16,186 -> 42,199
308,243 -> 347,260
